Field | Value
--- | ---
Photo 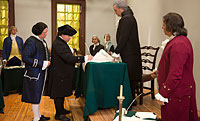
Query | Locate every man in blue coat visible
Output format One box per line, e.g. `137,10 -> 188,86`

22,22 -> 51,121
2,26 -> 23,66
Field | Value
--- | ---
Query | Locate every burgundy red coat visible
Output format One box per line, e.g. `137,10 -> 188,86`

157,35 -> 198,121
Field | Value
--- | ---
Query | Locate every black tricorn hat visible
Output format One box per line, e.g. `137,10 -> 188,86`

32,22 -> 48,35
58,24 -> 77,36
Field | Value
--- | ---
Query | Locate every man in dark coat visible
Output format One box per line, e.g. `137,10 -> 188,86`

113,0 -> 142,104
22,22 -> 51,121
47,24 -> 92,121
89,35 -> 104,56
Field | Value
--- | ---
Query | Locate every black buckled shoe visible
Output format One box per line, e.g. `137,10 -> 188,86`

55,114 -> 70,121
40,115 -> 50,120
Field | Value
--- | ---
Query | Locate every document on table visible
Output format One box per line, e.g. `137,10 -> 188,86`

82,49 -> 114,71
91,49 -> 114,62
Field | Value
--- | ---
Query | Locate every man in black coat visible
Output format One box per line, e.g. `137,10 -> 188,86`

47,24 -> 92,121
89,35 -> 104,56
113,0 -> 142,105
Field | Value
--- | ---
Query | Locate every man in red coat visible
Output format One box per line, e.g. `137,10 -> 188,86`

152,12 -> 198,121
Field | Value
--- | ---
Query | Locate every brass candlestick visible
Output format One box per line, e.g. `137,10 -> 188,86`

117,96 -> 125,121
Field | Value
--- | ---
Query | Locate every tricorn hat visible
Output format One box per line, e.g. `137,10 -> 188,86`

58,24 -> 77,36
32,22 -> 48,35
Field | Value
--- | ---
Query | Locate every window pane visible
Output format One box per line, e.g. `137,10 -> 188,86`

57,4 -> 65,12
57,3 -> 80,51
57,13 -> 65,20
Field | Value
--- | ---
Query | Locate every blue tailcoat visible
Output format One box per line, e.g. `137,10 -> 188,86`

2,36 -> 23,60
21,36 -> 49,104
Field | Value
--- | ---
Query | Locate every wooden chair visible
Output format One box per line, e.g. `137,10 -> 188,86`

138,46 -> 160,105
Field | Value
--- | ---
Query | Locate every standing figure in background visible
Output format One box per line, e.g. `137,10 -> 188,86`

21,22 -> 51,121
47,24 -> 92,121
89,35 -> 104,56
113,0 -> 142,105
2,26 -> 23,66
151,12 -> 198,121
104,34 -> 114,55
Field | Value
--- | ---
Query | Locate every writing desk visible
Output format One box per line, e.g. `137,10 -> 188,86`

75,62 -> 133,120
1,66 -> 24,96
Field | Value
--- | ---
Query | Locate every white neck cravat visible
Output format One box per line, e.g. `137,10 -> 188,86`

161,35 -> 175,49
10,34 -> 16,43
93,43 -> 99,50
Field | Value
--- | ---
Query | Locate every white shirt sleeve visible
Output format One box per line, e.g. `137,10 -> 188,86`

112,52 -> 120,58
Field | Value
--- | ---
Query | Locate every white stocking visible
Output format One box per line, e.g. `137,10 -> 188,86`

32,104 -> 40,121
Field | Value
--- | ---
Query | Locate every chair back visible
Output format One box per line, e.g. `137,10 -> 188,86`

141,46 -> 160,73
137,46 -> 160,105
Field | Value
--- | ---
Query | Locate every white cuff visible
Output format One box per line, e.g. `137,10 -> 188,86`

112,53 -> 120,58
155,93 -> 168,103
42,61 -> 48,70
84,56 -> 88,61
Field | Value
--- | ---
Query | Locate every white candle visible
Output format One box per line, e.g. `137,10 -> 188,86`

120,85 -> 123,97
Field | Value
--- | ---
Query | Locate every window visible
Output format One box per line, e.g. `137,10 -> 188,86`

0,0 -> 14,56
0,0 -> 8,50
57,4 -> 80,51
52,0 -> 86,55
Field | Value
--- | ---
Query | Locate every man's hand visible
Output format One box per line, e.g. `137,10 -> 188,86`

47,61 -> 51,67
156,100 -> 165,106
3,60 -> 7,65
87,55 -> 93,61
151,69 -> 157,79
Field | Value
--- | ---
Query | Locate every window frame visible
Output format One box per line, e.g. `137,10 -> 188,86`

52,0 -> 86,55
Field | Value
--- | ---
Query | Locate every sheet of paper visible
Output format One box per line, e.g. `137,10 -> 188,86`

135,112 -> 157,119
113,115 -> 143,121
82,49 -> 114,71
91,49 -> 113,62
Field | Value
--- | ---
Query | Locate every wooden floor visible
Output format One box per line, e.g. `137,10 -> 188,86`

68,95 -> 161,121
0,93 -> 200,121
0,93 -> 73,121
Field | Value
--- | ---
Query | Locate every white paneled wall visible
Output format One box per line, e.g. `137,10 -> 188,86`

15,0 -> 51,46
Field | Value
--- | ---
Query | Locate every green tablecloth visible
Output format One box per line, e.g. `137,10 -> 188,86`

75,62 -> 133,120
0,77 -> 5,113
1,67 -> 24,96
